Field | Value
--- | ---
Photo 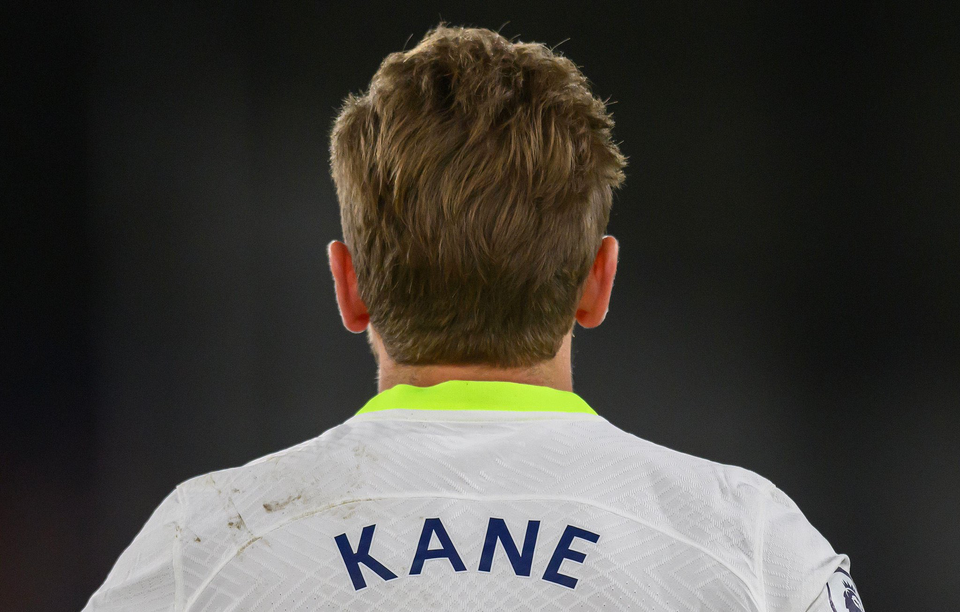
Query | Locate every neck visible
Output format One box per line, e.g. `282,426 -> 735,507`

371,330 -> 574,393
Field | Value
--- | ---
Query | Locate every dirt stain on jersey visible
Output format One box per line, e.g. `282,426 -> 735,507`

237,536 -> 262,555
263,493 -> 303,513
227,514 -> 246,530
353,443 -> 376,463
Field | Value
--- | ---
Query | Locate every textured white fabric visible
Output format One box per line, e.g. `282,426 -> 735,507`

805,585 -> 832,612
84,408 -> 851,611
804,575 -> 866,612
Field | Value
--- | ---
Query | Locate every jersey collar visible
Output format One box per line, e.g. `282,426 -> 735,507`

355,380 -> 597,416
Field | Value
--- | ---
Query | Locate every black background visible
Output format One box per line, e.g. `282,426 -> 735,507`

3,2 -> 959,610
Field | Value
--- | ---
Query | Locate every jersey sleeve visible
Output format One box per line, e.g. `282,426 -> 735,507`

82,488 -> 183,612
759,486 -> 849,612
804,583 -> 833,612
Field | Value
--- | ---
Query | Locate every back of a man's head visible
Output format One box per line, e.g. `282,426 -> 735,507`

330,24 -> 627,368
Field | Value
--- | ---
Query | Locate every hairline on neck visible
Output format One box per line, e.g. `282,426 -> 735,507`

370,327 -> 576,393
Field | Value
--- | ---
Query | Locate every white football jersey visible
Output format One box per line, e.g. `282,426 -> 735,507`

84,380 -> 862,611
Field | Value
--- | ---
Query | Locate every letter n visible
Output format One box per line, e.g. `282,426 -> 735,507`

478,518 -> 540,576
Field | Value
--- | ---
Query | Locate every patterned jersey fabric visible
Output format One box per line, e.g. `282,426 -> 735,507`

84,380 -> 856,611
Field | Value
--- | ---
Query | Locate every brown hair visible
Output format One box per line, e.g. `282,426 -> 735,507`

329,24 -> 627,367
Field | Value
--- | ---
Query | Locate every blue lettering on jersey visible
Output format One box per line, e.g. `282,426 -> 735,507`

542,525 -> 601,589
334,525 -> 399,590
335,520 -> 601,591
410,517 -> 468,575
478,518 -> 540,576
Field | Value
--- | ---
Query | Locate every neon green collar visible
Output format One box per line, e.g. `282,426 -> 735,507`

355,380 -> 597,416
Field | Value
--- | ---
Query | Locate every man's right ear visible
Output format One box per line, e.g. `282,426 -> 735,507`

327,240 -> 370,333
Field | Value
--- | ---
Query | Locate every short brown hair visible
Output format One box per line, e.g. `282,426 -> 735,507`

329,24 -> 626,367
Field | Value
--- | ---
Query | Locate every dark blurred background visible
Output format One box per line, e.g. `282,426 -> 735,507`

3,1 -> 958,610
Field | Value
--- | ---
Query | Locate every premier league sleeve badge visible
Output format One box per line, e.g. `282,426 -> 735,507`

826,568 -> 864,612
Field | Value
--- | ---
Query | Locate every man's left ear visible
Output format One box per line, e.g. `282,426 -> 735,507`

575,235 -> 619,329
328,240 -> 370,333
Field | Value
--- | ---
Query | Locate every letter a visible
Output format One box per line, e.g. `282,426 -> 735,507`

409,518 -> 467,575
